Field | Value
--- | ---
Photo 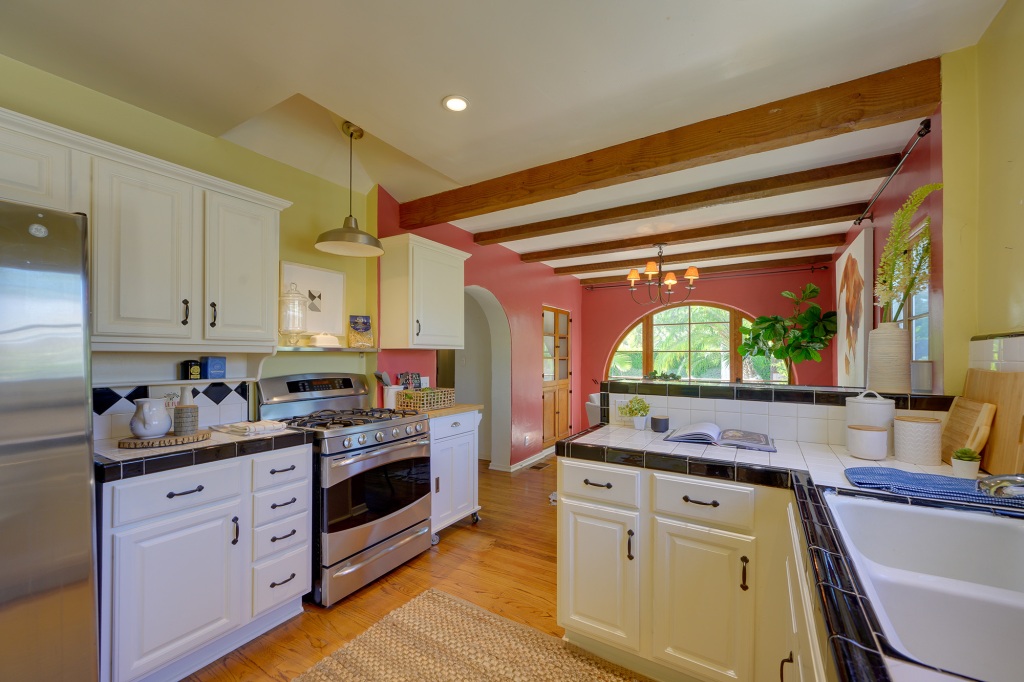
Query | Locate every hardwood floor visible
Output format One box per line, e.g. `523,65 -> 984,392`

187,458 -> 560,681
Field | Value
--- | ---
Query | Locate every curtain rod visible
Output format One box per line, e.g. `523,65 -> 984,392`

854,118 -> 931,225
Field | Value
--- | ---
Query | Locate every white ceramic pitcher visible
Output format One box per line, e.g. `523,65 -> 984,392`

129,398 -> 172,439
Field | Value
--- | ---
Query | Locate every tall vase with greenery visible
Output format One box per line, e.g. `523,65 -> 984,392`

869,183 -> 942,393
738,283 -> 837,384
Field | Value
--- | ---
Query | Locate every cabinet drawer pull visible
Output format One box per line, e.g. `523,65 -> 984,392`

271,529 -> 297,543
270,497 -> 297,510
740,555 -> 749,591
209,301 -> 218,328
270,464 -> 297,475
583,478 -> 612,489
415,319 -> 421,336
181,298 -> 190,325
231,516 -> 239,546
780,651 -> 794,681
626,529 -> 635,561
270,572 -> 296,588
166,484 -> 204,499
451,421 -> 460,428
435,477 -> 440,494
683,494 -> 720,507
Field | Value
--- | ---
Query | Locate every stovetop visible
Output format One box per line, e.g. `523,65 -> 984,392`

282,408 -> 423,435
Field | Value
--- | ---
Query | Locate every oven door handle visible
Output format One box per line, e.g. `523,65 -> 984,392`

329,437 -> 431,468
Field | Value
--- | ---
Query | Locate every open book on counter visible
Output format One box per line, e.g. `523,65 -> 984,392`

664,422 -> 776,452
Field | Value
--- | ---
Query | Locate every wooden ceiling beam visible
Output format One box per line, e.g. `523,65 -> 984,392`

553,233 -> 846,276
399,59 -> 938,230
578,254 -> 834,287
474,155 -> 899,245
520,202 -> 866,263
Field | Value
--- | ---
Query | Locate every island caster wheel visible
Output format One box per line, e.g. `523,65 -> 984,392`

471,512 -> 481,524
431,533 -> 440,546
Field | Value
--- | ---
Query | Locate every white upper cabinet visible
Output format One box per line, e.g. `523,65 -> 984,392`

0,125 -> 71,210
379,233 -> 470,349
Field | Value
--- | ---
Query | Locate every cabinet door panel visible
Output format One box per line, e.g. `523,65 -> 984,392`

91,158 -> 194,338
204,191 -> 278,341
652,516 -> 755,682
411,243 -> 463,347
0,126 -> 70,209
431,438 -> 455,527
112,499 -> 244,681
558,498 -> 640,651
448,432 -> 476,520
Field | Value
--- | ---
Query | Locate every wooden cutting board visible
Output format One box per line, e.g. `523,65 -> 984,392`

940,396 -> 996,464
118,430 -> 212,449
963,369 -> 1024,474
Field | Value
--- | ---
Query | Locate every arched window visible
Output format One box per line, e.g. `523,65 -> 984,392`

607,303 -> 789,384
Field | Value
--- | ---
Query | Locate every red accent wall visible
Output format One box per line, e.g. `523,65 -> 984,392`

375,188 -> 584,466
581,267 -> 836,390
836,109 -> 943,391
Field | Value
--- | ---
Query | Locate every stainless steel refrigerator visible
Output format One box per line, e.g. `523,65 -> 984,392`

0,199 -> 98,680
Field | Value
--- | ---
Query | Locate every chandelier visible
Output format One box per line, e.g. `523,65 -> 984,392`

626,243 -> 699,305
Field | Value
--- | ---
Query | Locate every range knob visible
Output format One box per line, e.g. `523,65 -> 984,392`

405,425 -> 414,435
357,434 -> 367,445
342,437 -> 353,449
375,431 -> 385,442
414,422 -> 424,433
392,427 -> 400,438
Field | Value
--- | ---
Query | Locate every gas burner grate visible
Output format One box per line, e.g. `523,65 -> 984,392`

282,407 -> 420,429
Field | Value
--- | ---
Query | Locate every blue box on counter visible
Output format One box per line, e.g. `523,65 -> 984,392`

199,355 -> 226,379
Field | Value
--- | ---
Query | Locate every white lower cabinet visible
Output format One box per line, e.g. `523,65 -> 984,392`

429,411 -> 481,535
100,445 -> 312,682
783,502 -> 829,682
558,458 -> 798,682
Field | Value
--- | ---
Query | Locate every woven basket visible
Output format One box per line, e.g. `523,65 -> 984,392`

395,387 -> 455,411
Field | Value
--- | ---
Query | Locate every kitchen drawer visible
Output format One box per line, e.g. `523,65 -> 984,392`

112,460 -> 242,527
253,511 -> 309,561
430,412 -> 476,439
252,546 -> 309,617
652,473 -> 754,531
252,444 -> 311,491
560,460 -> 640,508
252,479 -> 309,526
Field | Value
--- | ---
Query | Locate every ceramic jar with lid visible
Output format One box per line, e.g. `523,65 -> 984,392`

845,390 -> 895,456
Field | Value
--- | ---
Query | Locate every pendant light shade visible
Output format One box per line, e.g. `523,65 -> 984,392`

314,121 -> 385,258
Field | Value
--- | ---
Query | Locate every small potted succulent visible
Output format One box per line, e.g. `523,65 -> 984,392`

618,396 -> 650,430
951,447 -> 981,479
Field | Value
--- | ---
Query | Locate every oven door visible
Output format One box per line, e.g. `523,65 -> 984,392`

320,437 -> 431,567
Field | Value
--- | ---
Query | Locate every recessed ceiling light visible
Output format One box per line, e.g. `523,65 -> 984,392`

442,95 -> 469,112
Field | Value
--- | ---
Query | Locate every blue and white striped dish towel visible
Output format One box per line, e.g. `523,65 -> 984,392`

844,467 -> 1024,510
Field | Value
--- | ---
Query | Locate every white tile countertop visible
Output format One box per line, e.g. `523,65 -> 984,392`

571,424 -> 955,486
93,427 -> 307,462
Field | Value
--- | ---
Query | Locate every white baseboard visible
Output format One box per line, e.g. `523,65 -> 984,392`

489,446 -> 555,472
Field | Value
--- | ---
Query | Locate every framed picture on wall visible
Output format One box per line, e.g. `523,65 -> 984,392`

835,228 -> 873,387
280,261 -> 346,336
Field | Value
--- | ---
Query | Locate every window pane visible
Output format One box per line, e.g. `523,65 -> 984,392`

557,336 -> 568,358
610,352 -> 643,377
912,289 -> 929,315
653,324 -> 688,352
542,310 -> 554,334
557,359 -> 569,381
691,352 -> 730,381
690,305 -> 729,323
543,359 -> 554,381
912,317 -> 929,361
652,352 -> 688,376
742,356 -> 789,384
690,322 -> 729,352
654,307 -> 689,324
617,324 -> 643,352
543,337 -> 554,358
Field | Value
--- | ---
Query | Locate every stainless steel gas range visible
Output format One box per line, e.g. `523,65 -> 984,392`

257,373 -> 431,607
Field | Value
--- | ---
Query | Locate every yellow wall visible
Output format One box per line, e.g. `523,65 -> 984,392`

0,52 -> 377,378
975,0 -> 1024,335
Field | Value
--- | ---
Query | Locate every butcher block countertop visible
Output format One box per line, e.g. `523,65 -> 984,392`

423,403 -> 484,419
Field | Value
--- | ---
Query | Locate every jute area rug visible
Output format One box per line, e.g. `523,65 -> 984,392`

294,589 -> 654,682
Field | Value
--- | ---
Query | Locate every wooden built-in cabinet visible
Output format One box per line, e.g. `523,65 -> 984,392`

379,233 -> 470,349
542,306 -> 571,447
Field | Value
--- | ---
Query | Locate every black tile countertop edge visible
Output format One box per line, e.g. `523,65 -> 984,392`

599,381 -> 955,410
93,431 -> 315,484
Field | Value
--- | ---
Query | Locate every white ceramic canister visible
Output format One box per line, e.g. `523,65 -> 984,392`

383,385 -> 403,409
894,416 -> 942,466
129,398 -> 172,439
845,390 -> 895,455
846,425 -> 888,460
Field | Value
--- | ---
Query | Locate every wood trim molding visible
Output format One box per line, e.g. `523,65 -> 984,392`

521,203 -> 865,263
580,254 -> 833,287
474,155 -> 899,245
399,59 -> 938,230
553,233 -> 846,276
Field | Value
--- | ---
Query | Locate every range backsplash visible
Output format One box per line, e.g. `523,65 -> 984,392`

91,382 -> 250,440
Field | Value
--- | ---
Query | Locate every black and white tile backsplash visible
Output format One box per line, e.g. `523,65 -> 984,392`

92,382 -> 251,439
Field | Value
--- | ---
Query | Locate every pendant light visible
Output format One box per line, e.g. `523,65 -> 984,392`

626,243 -> 698,306
314,120 -> 385,257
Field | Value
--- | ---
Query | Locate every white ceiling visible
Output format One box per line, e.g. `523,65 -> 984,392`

0,0 -> 1003,279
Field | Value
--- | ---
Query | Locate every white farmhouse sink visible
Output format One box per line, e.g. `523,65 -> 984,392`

825,494 -> 1024,682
